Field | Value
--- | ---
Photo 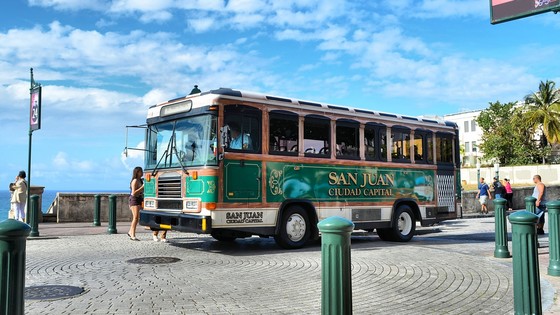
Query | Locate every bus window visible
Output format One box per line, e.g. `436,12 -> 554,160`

304,115 -> 330,157
364,123 -> 387,161
380,129 -> 387,161
224,105 -> 261,153
413,129 -> 432,164
436,133 -> 453,163
391,126 -> 410,162
427,134 -> 434,163
336,119 -> 359,159
364,128 -> 376,160
413,133 -> 424,162
269,110 -> 298,156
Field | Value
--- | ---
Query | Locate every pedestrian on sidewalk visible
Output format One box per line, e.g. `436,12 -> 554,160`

532,174 -> 547,235
492,176 -> 505,199
128,166 -> 144,241
476,177 -> 491,214
504,178 -> 513,211
152,229 -> 168,242
10,171 -> 27,222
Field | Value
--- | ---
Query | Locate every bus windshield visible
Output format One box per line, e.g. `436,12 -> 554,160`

145,114 -> 218,170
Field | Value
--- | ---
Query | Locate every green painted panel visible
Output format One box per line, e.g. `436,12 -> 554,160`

186,176 -> 218,203
187,179 -> 204,194
223,160 -> 262,202
266,162 -> 435,203
144,179 -> 156,198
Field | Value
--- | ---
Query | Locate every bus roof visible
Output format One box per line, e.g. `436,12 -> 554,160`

148,87 -> 458,130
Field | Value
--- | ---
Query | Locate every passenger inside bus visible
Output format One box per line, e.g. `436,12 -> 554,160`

228,122 -> 253,150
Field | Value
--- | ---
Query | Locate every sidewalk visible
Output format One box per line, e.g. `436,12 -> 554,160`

21,217 -> 560,314
27,221 -> 151,238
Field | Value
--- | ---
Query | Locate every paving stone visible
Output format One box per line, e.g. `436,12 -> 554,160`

21,217 -> 560,314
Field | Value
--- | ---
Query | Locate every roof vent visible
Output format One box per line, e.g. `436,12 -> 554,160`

189,85 -> 201,95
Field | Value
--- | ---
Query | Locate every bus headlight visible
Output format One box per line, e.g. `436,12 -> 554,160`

144,200 -> 156,208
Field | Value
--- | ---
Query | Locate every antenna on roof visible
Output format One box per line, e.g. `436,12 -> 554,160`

189,85 -> 201,95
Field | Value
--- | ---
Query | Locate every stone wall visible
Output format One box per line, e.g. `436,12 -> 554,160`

461,165 -> 560,186
461,186 -> 560,214
48,193 -> 132,223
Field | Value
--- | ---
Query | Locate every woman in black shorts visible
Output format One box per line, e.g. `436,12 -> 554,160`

128,166 -> 144,240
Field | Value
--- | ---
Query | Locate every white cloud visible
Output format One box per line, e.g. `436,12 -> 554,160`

109,0 -> 174,13
142,88 -> 171,106
139,11 -> 173,23
29,0 -> 107,10
52,151 -> 94,171
121,141 -> 145,170
188,17 -> 218,33
414,0 -> 487,18
381,0 -> 486,18
226,0 -> 267,13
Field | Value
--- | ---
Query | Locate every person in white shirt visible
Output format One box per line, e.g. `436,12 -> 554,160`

11,171 -> 28,222
229,122 -> 252,150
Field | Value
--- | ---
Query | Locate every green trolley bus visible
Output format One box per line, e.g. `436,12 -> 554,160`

136,87 -> 460,249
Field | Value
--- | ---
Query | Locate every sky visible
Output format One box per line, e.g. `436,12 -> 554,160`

1,0 -> 560,191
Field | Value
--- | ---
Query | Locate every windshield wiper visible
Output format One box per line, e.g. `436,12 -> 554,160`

151,123 -> 189,176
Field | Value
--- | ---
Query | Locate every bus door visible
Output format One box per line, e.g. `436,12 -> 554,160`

223,159 -> 262,204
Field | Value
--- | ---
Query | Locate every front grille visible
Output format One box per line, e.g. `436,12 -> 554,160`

158,176 -> 182,198
158,200 -> 183,210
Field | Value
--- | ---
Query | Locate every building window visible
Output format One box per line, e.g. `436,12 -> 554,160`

464,121 -> 469,133
471,120 -> 476,132
472,141 -> 477,152
465,142 -> 470,153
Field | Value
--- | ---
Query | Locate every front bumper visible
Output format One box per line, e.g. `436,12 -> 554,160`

139,210 -> 212,234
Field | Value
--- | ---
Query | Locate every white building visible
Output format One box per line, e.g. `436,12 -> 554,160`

443,110 -> 483,167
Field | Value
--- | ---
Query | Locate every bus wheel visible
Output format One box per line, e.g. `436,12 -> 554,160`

211,231 -> 237,242
378,205 -> 416,242
274,206 -> 310,249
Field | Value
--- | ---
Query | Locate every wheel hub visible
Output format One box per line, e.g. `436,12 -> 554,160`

287,214 -> 306,242
398,212 -> 412,235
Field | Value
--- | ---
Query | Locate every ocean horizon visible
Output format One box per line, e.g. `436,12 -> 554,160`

0,190 -> 128,221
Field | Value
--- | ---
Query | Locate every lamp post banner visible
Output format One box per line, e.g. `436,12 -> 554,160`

30,85 -> 41,131
491,0 -> 560,24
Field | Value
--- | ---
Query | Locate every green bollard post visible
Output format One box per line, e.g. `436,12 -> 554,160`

0,219 -> 31,315
107,194 -> 117,234
525,196 -> 536,214
29,195 -> 39,237
547,201 -> 560,276
508,210 -> 541,315
493,198 -> 510,258
93,194 -> 101,227
317,216 -> 354,315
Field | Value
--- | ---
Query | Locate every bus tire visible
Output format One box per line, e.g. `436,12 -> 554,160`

274,206 -> 310,249
376,228 -> 391,241
379,205 -> 416,242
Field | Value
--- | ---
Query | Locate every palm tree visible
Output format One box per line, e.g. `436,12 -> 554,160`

522,80 -> 560,146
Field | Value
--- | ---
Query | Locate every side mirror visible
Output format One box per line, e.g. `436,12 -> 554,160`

221,125 -> 231,149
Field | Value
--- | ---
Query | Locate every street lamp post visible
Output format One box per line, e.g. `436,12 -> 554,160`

494,163 -> 500,181
476,160 -> 481,185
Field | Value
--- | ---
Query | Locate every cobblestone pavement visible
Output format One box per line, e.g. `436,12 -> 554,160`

22,217 -> 559,314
